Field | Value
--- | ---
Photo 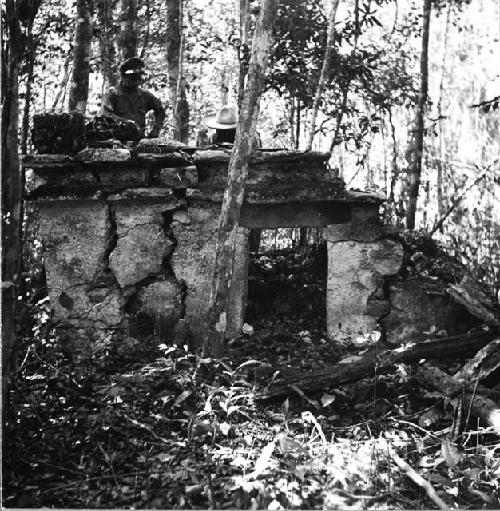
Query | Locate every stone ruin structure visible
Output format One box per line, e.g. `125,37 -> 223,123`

25,141 -> 406,346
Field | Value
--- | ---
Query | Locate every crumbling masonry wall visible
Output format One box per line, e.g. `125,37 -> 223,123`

26,147 -> 404,345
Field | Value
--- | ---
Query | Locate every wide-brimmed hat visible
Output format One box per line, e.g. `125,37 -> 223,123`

120,57 -> 145,75
206,105 -> 238,129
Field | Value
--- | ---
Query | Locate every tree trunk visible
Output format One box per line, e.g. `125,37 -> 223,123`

405,0 -> 431,229
51,56 -> 72,110
436,3 -> 451,222
295,97 -> 301,149
2,0 -> 41,406
140,0 -> 151,58
21,18 -> 36,155
238,0 -> 251,109
305,0 -> 340,151
68,0 -> 93,113
96,0 -> 117,88
388,108 -> 399,202
175,76 -> 190,143
172,0 -> 189,143
206,0 -> 278,356
118,0 -> 137,60
166,0 -> 181,120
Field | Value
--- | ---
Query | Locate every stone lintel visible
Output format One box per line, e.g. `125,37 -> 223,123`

240,201 -> 351,228
326,203 -> 382,242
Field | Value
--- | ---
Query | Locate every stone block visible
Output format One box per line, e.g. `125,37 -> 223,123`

77,148 -> 131,161
94,167 -> 150,187
383,278 -> 479,344
328,314 -> 378,336
107,188 -> 176,201
38,201 -> 123,326
326,238 -> 404,339
136,280 -> 183,339
325,205 -> 382,242
109,204 -> 174,291
170,203 -> 248,341
160,166 -> 198,187
240,202 -> 350,228
368,239 -> 404,276
52,284 -> 123,327
171,204 -> 219,339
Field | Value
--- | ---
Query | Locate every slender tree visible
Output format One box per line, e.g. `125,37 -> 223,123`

305,0 -> 340,151
436,3 -> 451,222
21,15 -> 36,155
68,0 -> 93,112
206,0 -> 278,356
173,0 -> 189,142
2,0 -> 41,404
166,0 -> 181,118
96,0 -> 117,88
118,0 -> 137,59
237,0 -> 251,108
405,0 -> 431,229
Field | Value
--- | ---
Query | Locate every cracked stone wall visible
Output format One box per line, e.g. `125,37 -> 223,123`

38,201 -> 123,328
109,200 -> 184,338
171,203 -> 248,340
39,196 -> 247,343
325,206 -> 404,338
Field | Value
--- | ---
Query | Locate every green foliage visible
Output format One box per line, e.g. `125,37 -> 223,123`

267,0 -> 326,105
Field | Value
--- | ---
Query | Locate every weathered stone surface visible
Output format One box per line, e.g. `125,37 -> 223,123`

43,171 -> 98,188
94,167 -> 150,187
327,238 -> 404,337
77,148 -> 132,161
137,152 -> 191,166
32,112 -> 86,154
109,204 -> 174,290
367,239 -> 404,276
325,205 -> 382,242
52,284 -> 123,327
136,280 -> 183,339
38,201 -> 123,326
172,210 -> 191,224
240,202 -> 350,228
107,188 -> 176,201
136,138 -> 189,152
383,277 -> 479,344
171,204 -> 219,338
194,150 -> 334,192
160,166 -> 198,187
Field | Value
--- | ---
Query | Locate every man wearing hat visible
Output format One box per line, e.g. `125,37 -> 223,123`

204,104 -> 261,147
101,57 -> 166,138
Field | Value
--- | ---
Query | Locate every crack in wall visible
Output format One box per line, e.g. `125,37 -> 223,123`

115,206 -> 187,338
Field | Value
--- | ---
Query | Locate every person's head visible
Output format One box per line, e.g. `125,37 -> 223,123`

120,57 -> 145,91
206,105 -> 238,143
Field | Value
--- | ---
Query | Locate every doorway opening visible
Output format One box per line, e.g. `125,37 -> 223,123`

237,228 -> 334,370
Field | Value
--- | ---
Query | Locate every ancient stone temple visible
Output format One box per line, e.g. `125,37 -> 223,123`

25,141 -> 404,345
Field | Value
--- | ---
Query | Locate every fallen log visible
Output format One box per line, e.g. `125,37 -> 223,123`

455,337 -> 500,383
414,364 -> 500,433
258,330 -> 498,401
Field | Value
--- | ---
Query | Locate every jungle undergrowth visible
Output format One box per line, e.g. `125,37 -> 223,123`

4,244 -> 500,509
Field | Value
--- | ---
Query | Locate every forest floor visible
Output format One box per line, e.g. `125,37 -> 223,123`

4,243 -> 500,509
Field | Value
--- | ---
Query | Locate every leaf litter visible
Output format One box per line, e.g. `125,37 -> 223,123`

4,243 -> 500,509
